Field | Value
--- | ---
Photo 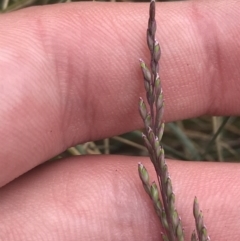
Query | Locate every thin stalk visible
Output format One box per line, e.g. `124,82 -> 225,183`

202,116 -> 230,159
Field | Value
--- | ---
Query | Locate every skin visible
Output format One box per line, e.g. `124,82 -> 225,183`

0,0 -> 240,240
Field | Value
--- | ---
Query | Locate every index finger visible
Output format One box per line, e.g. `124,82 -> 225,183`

0,1 -> 240,186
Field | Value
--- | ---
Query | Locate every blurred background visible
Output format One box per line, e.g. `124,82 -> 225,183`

1,0 -> 239,162
0,0 -> 183,13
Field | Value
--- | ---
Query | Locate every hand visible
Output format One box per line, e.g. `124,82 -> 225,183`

0,1 -> 240,240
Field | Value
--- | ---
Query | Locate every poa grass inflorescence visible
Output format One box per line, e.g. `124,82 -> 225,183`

138,1 -> 210,240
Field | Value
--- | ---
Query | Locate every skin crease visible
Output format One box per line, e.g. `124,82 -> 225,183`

0,0 -> 240,240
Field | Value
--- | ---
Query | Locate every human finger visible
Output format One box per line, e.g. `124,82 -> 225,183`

0,155 -> 239,240
1,1 -> 240,186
